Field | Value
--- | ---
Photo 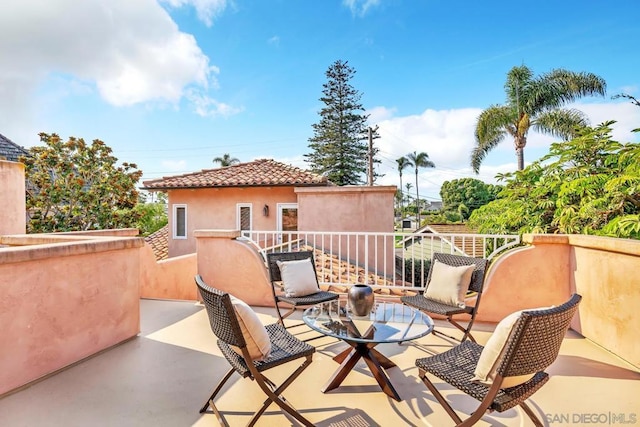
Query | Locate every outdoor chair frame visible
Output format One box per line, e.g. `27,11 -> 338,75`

195,275 -> 316,427
401,252 -> 489,343
416,293 -> 582,427
266,251 -> 339,330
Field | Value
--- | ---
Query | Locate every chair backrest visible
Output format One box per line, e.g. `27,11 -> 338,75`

266,251 -> 318,284
498,293 -> 582,379
195,275 -> 246,348
428,252 -> 489,294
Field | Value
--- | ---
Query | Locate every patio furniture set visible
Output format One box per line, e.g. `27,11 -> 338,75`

195,250 -> 582,427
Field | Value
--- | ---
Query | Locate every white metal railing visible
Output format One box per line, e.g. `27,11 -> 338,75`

242,230 -> 520,292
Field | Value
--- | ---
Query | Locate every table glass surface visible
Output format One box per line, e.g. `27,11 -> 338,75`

303,300 -> 434,344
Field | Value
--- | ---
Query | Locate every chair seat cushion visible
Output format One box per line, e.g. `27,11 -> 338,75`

277,258 -> 320,297
219,323 -> 316,377
424,260 -> 475,307
472,307 -> 551,388
416,341 -> 549,412
229,295 -> 272,361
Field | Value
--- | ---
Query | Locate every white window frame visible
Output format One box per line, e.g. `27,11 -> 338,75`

236,203 -> 253,234
276,203 -> 298,231
172,204 -> 187,239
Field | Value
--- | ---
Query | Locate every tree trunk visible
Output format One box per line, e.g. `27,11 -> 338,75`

415,171 -> 420,226
515,135 -> 526,170
516,147 -> 524,170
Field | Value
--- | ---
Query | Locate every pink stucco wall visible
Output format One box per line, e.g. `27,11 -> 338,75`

296,186 -> 397,274
567,234 -> 639,367
167,186 -> 298,257
0,161 -> 26,235
296,186 -> 395,232
139,245 -> 198,300
194,230 -> 273,306
0,235 -> 143,396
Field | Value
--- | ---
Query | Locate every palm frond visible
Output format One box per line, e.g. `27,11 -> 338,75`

532,109 -> 588,139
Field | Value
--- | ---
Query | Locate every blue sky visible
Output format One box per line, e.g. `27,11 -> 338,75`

1,0 -> 639,202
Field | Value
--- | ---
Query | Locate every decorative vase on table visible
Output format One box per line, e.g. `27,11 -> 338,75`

348,284 -> 375,317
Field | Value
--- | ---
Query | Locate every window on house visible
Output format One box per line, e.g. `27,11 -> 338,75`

237,204 -> 252,234
173,204 -> 187,239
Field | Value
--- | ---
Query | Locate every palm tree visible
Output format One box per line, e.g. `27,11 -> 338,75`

472,65 -> 606,173
396,156 -> 410,218
212,153 -> 240,167
406,151 -> 435,225
404,182 -> 413,210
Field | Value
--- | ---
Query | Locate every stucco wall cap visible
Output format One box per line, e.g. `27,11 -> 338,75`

568,234 -> 640,256
193,229 -> 241,238
295,185 -> 396,195
523,234 -> 570,245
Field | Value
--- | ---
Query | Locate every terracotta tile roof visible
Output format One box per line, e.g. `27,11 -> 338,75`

144,225 -> 169,261
298,245 -> 417,298
142,159 -> 330,190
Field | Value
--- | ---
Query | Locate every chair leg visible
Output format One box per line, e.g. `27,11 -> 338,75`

418,368 -> 463,424
199,367 -> 235,426
248,355 -> 314,427
520,401 -> 544,427
447,317 -> 477,343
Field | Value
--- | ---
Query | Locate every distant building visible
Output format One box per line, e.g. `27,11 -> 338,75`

424,200 -> 442,211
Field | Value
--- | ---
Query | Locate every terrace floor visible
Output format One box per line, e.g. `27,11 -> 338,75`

1,299 -> 639,427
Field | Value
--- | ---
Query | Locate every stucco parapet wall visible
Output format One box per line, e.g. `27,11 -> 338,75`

0,234 -> 144,264
295,185 -> 397,195
193,229 -> 242,238
523,233 -> 640,256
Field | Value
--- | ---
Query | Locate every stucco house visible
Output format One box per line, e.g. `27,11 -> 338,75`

142,159 -> 396,258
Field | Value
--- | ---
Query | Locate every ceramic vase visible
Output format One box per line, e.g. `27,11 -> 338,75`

348,284 -> 374,317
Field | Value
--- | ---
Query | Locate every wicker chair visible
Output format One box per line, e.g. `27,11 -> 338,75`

416,293 -> 582,427
266,251 -> 339,329
195,275 -> 316,427
400,252 -> 489,342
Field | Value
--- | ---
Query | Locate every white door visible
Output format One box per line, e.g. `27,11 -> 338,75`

277,203 -> 298,244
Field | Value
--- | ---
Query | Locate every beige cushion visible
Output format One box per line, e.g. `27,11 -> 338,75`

472,307 -> 550,388
229,295 -> 271,361
424,260 -> 475,307
277,258 -> 319,297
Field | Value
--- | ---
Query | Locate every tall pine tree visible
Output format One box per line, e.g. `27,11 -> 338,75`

305,60 -> 371,185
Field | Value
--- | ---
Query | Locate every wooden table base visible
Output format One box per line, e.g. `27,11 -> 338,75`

322,342 -> 401,401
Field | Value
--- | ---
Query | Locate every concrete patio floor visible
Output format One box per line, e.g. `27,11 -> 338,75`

0,299 -> 638,427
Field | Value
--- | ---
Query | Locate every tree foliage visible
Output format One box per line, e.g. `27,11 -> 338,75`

305,60 -> 376,185
440,178 -> 501,220
21,133 -> 143,233
472,65 -> 606,172
212,153 -> 240,167
134,201 -> 168,237
468,122 -> 640,238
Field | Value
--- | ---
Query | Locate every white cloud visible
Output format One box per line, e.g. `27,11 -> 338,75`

342,0 -> 381,17
161,159 -> 188,171
368,106 -> 396,123
187,91 -> 244,117
0,0 -> 238,143
160,0 -> 230,27
268,36 -> 281,47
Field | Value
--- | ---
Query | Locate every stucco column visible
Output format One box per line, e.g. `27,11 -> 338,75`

0,161 -> 26,235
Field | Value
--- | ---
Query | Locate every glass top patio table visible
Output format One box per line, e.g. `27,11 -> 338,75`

302,299 -> 434,344
302,299 -> 434,401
